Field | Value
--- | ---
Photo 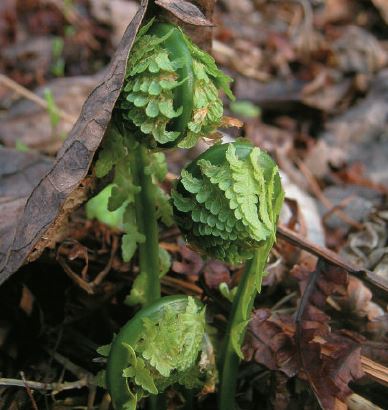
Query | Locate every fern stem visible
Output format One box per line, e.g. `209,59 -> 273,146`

218,240 -> 274,409
131,143 -> 161,305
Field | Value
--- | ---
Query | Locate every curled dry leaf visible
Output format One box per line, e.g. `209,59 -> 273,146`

243,261 -> 369,408
155,0 -> 213,26
172,244 -> 204,276
0,0 -> 149,285
338,276 -> 385,321
293,262 -> 365,410
203,260 -> 231,289
331,26 -> 387,74
242,308 -> 299,378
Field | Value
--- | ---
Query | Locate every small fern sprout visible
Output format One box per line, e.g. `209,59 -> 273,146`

118,18 -> 234,149
99,296 -> 215,410
172,140 -> 284,409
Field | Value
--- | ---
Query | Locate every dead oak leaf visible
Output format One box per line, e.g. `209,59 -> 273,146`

0,0 -> 149,285
242,309 -> 299,378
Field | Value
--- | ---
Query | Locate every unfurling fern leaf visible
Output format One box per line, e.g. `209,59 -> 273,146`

118,19 -> 233,148
105,296 -> 215,410
172,140 -> 284,410
172,140 -> 284,265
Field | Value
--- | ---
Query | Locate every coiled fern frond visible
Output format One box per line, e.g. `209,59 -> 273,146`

118,19 -> 233,148
172,140 -> 284,264
101,296 -> 215,410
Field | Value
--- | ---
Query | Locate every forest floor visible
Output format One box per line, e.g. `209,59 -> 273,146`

0,1 -> 387,409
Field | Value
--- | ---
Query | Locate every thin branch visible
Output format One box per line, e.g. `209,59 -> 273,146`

0,377 -> 89,393
277,224 -> 388,292
0,73 -> 75,124
20,371 -> 39,410
295,258 -> 326,410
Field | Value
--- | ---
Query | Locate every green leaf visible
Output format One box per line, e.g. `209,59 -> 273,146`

86,184 -> 126,229
158,247 -> 171,277
122,400 -> 137,410
230,100 -> 260,118
155,186 -> 173,226
15,139 -> 29,152
122,230 -> 145,263
125,271 -> 147,306
97,343 -> 111,357
158,100 -> 181,119
148,152 -> 168,182
182,31 -> 234,100
219,282 -> 237,303
94,370 -> 107,388
43,87 -> 60,127
126,247 -> 170,306
172,141 -> 284,264
155,52 -> 174,71
122,344 -> 158,395
133,358 -> 158,394
108,161 -> 139,211
231,320 -> 249,359
145,100 -> 159,118
134,94 -> 148,107
95,127 -> 129,178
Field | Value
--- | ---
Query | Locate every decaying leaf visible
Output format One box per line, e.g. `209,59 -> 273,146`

155,0 -> 213,26
0,0 -> 149,285
243,261 -> 367,409
294,262 -> 365,410
242,308 -> 299,378
203,260 -> 231,289
0,148 -> 53,264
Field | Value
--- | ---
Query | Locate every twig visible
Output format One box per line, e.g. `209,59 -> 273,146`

347,393 -> 383,410
20,371 -> 39,410
277,224 -> 388,292
0,377 -> 88,393
46,350 -> 93,380
57,254 -> 94,294
361,356 -> 388,387
161,275 -> 203,296
0,73 -> 75,124
91,235 -> 119,287
295,258 -> 326,410
87,384 -> 97,410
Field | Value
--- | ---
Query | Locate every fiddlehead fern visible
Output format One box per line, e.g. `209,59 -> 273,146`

118,19 -> 233,148
100,296 -> 215,410
172,140 -> 284,409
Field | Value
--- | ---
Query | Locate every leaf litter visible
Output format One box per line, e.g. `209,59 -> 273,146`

0,0 -> 387,409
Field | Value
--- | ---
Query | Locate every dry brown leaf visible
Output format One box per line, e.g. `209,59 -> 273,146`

0,0 -> 149,285
203,260 -> 231,289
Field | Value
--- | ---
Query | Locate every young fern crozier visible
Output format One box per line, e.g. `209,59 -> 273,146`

172,140 -> 284,409
119,19 -> 233,148
99,296 -> 215,410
